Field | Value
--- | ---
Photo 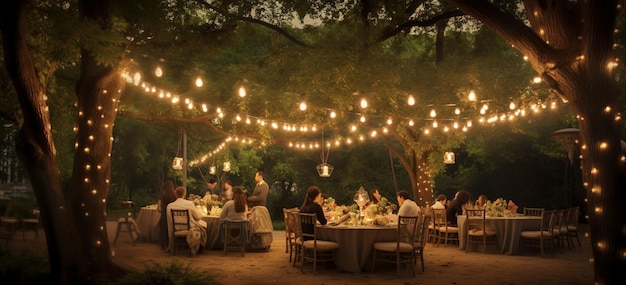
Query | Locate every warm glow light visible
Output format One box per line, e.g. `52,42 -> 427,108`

430,109 -> 437,117
454,108 -> 460,115
359,116 -> 366,123
154,66 -> 163,77
238,86 -> 246,97
408,120 -> 414,126
509,102 -> 516,110
407,95 -> 415,106
299,102 -> 307,111
468,91 -> 476,101
195,77 -> 203,87
360,98 -> 368,109
600,142 -> 608,149
330,111 -> 336,118
533,76 -> 542,83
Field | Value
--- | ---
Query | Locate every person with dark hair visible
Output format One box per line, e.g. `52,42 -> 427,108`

221,180 -> 233,203
368,188 -> 383,204
396,190 -> 420,216
432,194 -> 448,209
300,186 -> 327,240
475,194 -> 488,209
157,180 -> 177,250
203,178 -> 218,199
220,186 -> 248,221
248,171 -> 269,208
446,190 -> 472,225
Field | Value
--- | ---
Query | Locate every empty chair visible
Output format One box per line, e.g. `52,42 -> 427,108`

0,205 -> 20,245
283,207 -> 299,262
520,209 -> 555,257
372,215 -> 419,276
432,208 -> 459,247
523,207 -> 544,217
21,209 -> 41,240
413,214 -> 431,272
299,213 -> 339,274
465,209 -> 498,253
567,207 -> 582,247
290,211 -> 303,267
113,212 -> 140,246
169,209 -> 191,255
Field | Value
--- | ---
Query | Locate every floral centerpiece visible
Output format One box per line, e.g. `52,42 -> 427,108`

365,197 -> 397,226
190,194 -> 222,215
323,197 -> 336,211
485,198 -> 515,217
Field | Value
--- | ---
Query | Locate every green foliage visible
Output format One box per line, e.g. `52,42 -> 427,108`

0,249 -> 50,284
115,260 -> 221,285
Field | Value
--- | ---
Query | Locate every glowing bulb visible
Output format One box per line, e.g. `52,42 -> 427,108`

509,102 -> 516,110
360,116 -> 366,123
238,86 -> 246,97
195,77 -> 203,87
387,118 -> 393,125
430,109 -> 437,117
468,90 -> 476,101
408,120 -> 414,126
360,98 -> 368,109
454,108 -> 460,115
407,95 -> 415,106
330,111 -> 336,118
154,67 -> 163,77
533,76 -> 542,83
299,102 -> 307,111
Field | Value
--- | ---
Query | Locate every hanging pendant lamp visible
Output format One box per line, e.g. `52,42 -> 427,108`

316,130 -> 334,177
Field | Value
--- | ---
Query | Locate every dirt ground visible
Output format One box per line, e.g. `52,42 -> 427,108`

7,221 -> 594,285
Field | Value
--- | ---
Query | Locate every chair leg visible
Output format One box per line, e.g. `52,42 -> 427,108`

126,222 -> 136,246
113,222 -> 122,246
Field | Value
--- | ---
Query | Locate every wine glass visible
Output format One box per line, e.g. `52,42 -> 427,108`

353,186 -> 370,225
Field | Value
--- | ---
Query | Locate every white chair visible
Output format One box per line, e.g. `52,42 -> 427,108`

465,209 -> 498,253
372,215 -> 419,276
299,213 -> 339,274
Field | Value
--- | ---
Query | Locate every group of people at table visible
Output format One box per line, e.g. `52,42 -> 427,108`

155,171 -> 269,253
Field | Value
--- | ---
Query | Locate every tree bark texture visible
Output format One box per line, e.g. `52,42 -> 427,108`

445,0 -> 626,283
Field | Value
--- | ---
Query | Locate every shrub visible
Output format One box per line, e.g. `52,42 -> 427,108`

115,260 -> 221,285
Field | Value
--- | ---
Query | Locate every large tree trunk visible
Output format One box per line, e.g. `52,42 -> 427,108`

1,0 -> 87,283
445,0 -> 626,283
385,135 -> 434,207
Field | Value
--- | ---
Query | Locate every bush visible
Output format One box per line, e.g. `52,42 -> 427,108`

0,249 -> 50,284
115,260 -> 222,285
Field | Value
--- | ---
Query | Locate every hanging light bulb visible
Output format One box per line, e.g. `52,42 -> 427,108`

209,166 -> 217,175
330,111 -> 336,118
407,95 -> 415,106
360,98 -> 368,109
223,161 -> 231,172
195,77 -> 203,87
154,66 -> 163,77
430,109 -> 437,117
299,102 -> 307,111
468,90 -> 476,101
238,86 -> 246,97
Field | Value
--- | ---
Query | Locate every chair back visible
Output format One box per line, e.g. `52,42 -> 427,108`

299,213 -> 318,242
170,209 -> 190,232
432,208 -> 448,228
465,209 -> 487,234
541,210 -> 556,234
283,207 -> 299,235
414,214 -> 430,245
568,207 -> 579,227
397,216 -> 419,245
523,207 -> 544,217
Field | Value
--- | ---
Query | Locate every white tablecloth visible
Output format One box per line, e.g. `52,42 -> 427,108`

316,225 -> 397,273
200,215 -> 222,249
457,215 -> 542,254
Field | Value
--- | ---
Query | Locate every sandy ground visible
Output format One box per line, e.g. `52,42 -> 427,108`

6,221 -> 594,285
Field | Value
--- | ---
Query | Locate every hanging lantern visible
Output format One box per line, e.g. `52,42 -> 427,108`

223,161 -> 231,172
443,152 -> 455,164
316,163 -> 334,177
209,166 -> 217,175
172,157 -> 184,170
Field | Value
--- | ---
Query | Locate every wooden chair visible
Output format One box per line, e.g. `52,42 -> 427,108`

372,215 -> 419,276
0,204 -> 20,245
552,209 -> 569,252
169,209 -> 190,255
222,220 -> 250,256
283,207 -> 299,262
290,211 -> 303,267
465,209 -> 498,253
523,207 -> 544,217
432,208 -> 459,247
567,207 -> 582,247
299,213 -> 339,274
413,214 -> 430,272
21,209 -> 41,240
426,208 -> 438,244
520,209 -> 555,257
113,212 -> 140,246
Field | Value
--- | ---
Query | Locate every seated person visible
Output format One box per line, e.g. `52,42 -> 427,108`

475,194 -> 488,209
366,188 -> 383,207
446,190 -> 472,226
221,180 -> 234,203
396,190 -> 420,216
432,194 -> 447,209
220,186 -> 248,222
299,186 -> 327,240
167,186 -> 207,254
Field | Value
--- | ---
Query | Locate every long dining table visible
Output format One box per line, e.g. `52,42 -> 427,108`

316,224 -> 398,273
456,214 -> 542,254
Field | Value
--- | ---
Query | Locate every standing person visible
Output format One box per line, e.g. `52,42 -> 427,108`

247,171 -> 269,208
299,186 -> 327,240
221,180 -> 233,203
446,190 -> 472,226
432,194 -> 447,209
220,186 -> 248,222
157,181 -> 177,250
396,190 -> 421,216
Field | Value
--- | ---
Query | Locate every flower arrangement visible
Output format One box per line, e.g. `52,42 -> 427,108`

485,198 -> 514,217
323,197 -> 336,211
365,197 -> 397,217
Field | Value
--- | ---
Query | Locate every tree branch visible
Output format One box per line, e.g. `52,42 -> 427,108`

378,10 -> 465,43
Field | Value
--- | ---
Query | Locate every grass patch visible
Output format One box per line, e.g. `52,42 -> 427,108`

0,249 -> 50,284
116,260 -> 222,285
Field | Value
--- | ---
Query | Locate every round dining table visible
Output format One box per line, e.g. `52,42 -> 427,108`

316,224 -> 397,273
456,214 -> 542,254
135,207 -> 161,242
